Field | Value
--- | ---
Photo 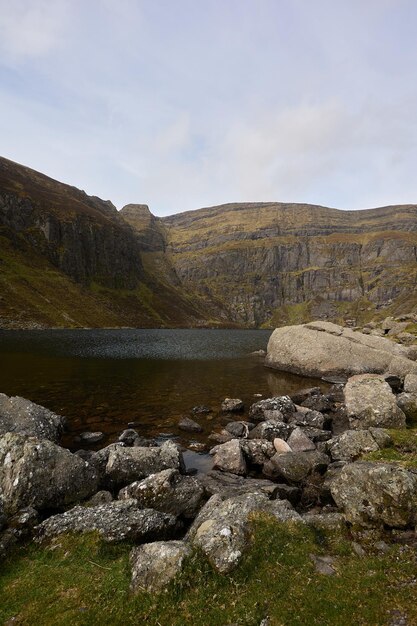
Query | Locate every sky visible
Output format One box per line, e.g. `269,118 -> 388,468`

0,0 -> 417,216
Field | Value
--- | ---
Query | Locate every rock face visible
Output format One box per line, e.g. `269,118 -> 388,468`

36,500 -> 178,543
266,321 -> 417,379
118,469 -> 205,519
130,540 -> 191,593
0,394 -> 65,442
0,433 -> 99,516
187,492 -> 301,573
344,374 -> 406,429
105,441 -> 184,488
330,462 -> 417,527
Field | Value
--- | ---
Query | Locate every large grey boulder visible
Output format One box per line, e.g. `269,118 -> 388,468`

0,394 -> 65,442
36,500 -> 178,543
241,439 -> 275,466
187,492 -> 301,573
249,396 -> 295,421
404,374 -> 417,394
199,470 -> 285,500
263,450 -> 329,483
105,441 -> 184,489
327,429 -> 385,462
330,462 -> 417,527
266,321 -> 417,379
118,469 -> 205,519
344,374 -> 406,429
130,540 -> 191,593
0,433 -> 99,517
211,439 -> 247,476
247,419 -> 292,442
396,393 -> 417,421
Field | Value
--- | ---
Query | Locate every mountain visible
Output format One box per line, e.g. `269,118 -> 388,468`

1,155 -> 417,329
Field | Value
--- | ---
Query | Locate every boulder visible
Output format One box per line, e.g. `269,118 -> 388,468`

404,374 -> 417,394
211,439 -> 247,476
326,430 -> 380,462
85,490 -> 113,506
287,427 -> 316,452
240,439 -> 275,465
187,493 -> 301,573
330,462 -> 417,527
78,431 -> 104,445
300,395 -> 332,413
36,500 -> 178,543
247,420 -> 292,442
105,441 -> 184,489
266,321 -> 417,379
221,398 -> 244,413
130,540 -> 191,593
224,421 -> 253,438
199,470 -> 283,500
249,396 -> 295,421
178,417 -> 203,433
291,410 -> 326,429
118,429 -> 140,446
0,394 -> 65,443
344,374 -> 406,429
396,393 -> 417,421
118,468 -> 205,519
0,432 -> 99,516
263,450 -> 329,483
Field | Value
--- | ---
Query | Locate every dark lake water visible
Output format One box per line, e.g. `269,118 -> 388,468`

0,329 -> 325,458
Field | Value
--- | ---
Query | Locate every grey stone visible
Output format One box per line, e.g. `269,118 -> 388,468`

249,396 -> 295,421
187,492 -> 301,573
211,439 -> 247,476
78,431 -> 104,444
287,427 -> 316,452
130,540 -> 191,593
310,554 -> 336,576
224,421 -> 253,438
266,321 -> 417,379
263,450 -> 328,483
248,420 -> 292,442
118,429 -> 140,446
396,393 -> 417,421
36,500 -> 178,543
221,398 -> 244,413
105,441 -> 184,489
199,470 -> 281,500
0,393 -> 65,443
118,468 -> 205,519
327,430 -> 380,462
345,374 -> 406,429
85,490 -> 113,506
241,439 -> 275,465
404,374 -> 417,394
330,462 -> 417,527
0,432 -> 99,516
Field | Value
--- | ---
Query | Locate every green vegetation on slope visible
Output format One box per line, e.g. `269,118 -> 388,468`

1,518 -> 417,626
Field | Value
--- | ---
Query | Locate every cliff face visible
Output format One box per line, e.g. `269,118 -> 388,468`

1,156 -> 417,329
158,203 -> 417,327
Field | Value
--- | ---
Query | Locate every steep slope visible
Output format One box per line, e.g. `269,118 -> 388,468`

0,157 -> 206,328
159,202 -> 417,327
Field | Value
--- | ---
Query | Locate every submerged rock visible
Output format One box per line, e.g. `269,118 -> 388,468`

130,540 -> 191,593
0,393 -> 65,443
221,398 -> 244,413
178,417 -> 203,433
36,500 -> 178,543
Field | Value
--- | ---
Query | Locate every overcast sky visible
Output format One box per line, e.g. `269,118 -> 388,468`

1,1 -> 416,215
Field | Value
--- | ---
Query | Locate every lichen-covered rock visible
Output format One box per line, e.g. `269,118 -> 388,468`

326,430 -> 380,462
221,398 -> 244,413
287,427 -> 316,452
118,469 -> 205,519
291,410 -> 326,429
330,462 -> 417,527
0,394 -> 65,442
199,470 -> 281,500
0,433 -> 99,516
211,439 -> 247,476
187,493 -> 301,573
105,441 -> 184,489
241,439 -> 275,466
404,374 -> 417,394
247,420 -> 292,442
36,500 -> 178,543
130,540 -> 191,593
249,396 -> 295,421
344,374 -> 406,429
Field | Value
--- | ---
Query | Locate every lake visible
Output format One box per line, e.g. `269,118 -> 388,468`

0,329 -> 325,458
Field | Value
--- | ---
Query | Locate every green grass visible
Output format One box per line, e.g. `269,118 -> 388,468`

1,517 -> 417,625
364,428 -> 417,468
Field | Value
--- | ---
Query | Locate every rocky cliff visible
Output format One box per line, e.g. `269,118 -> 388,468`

1,156 -> 417,329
